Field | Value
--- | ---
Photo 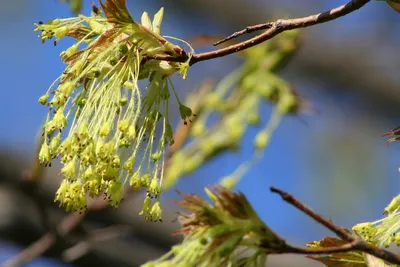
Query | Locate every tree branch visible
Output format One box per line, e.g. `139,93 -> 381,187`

270,186 -> 400,265
270,186 -> 357,242
149,0 -> 370,65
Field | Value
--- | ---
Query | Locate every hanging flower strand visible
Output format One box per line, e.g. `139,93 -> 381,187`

35,0 -> 193,220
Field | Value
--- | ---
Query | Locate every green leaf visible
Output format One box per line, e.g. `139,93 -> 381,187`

100,0 -> 134,25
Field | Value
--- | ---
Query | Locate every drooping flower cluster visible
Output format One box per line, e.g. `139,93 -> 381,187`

143,186 -> 286,266
162,31 -> 305,190
35,0 -> 193,219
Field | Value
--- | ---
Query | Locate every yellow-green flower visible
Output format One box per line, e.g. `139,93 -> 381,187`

36,0 -> 193,215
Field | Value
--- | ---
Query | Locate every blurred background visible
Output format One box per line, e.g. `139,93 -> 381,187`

0,0 -> 400,266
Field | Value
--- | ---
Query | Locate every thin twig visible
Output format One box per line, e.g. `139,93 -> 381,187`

3,203 -> 95,267
270,186 -> 356,242
149,0 -> 370,65
270,186 -> 400,265
213,23 -> 273,46
62,225 -> 132,262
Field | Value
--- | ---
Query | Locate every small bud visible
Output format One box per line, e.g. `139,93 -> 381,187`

57,82 -> 75,95
49,133 -> 61,154
118,119 -> 130,133
61,159 -> 77,179
151,152 -> 161,162
52,109 -> 67,130
60,44 -> 78,58
119,97 -> 128,106
127,125 -> 136,140
129,171 -> 141,190
38,95 -> 48,105
384,194 -> 400,215
70,60 -> 84,75
254,131 -> 270,151
123,156 -> 135,172
277,93 -> 297,114
39,143 -> 51,164
86,67 -> 101,79
139,195 -> 152,218
141,173 -> 151,187
118,44 -> 128,54
148,177 -> 161,196
150,200 -> 162,221
54,26 -> 69,39
219,175 -> 239,190
111,155 -> 121,168
179,104 -> 193,124
106,180 -> 123,207
99,122 -> 111,137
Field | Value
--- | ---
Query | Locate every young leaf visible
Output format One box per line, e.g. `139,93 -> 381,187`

152,7 -> 164,34
364,254 -> 387,267
100,0 -> 134,25
141,11 -> 152,30
306,236 -> 367,267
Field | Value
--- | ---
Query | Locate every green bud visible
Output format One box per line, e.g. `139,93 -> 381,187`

39,143 -> 51,164
54,26 -> 69,39
149,177 -> 161,196
129,171 -> 141,190
139,195 -> 152,218
109,56 -> 118,66
111,155 -> 120,168
219,175 -> 239,190
61,158 -> 77,179
141,173 -> 151,187
86,67 -> 101,79
118,44 -> 129,54
150,200 -> 162,221
384,194 -> 400,215
123,156 -> 135,173
119,97 -> 128,106
254,130 -> 270,151
179,104 -> 193,124
57,82 -> 75,95
38,95 -> 48,105
99,122 -> 111,137
49,133 -> 61,154
118,119 -> 130,133
151,152 -> 161,162
277,93 -> 297,114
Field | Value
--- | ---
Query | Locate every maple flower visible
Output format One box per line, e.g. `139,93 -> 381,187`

35,0 -> 191,216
